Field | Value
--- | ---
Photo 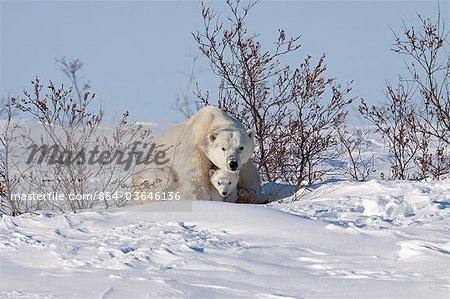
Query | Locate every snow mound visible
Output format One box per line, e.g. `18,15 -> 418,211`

1,179 -> 450,298
273,179 -> 450,229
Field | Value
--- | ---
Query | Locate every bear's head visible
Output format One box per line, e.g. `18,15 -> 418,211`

204,129 -> 255,172
209,168 -> 239,197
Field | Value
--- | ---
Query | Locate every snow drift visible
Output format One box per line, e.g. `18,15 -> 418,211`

1,179 -> 449,298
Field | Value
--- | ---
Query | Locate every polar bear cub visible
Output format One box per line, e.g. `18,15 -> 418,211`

209,168 -> 239,202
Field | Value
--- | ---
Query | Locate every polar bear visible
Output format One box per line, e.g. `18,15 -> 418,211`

209,168 -> 239,202
132,106 -> 263,203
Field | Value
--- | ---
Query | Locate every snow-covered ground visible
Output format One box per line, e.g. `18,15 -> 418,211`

1,179 -> 449,298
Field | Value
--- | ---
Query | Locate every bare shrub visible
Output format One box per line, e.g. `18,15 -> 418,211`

360,10 -> 449,180
392,12 -> 450,146
0,99 -> 35,215
337,127 -> 375,181
360,80 -> 419,180
194,0 -> 354,187
5,59 -> 152,214
394,12 -> 450,179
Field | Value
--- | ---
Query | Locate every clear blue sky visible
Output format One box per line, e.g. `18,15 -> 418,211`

1,0 -> 448,124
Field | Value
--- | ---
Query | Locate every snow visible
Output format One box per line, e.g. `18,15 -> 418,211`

1,179 -> 449,298
1,122 -> 449,297
274,179 -> 449,229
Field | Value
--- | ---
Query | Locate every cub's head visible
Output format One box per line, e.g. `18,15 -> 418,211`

204,129 -> 255,172
209,168 -> 239,197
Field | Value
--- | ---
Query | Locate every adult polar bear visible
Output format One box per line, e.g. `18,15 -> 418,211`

132,106 -> 263,203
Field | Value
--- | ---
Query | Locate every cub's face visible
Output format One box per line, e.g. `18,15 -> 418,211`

205,129 -> 255,172
209,169 -> 239,197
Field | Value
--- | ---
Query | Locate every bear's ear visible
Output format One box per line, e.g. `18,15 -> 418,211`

247,129 -> 255,140
208,132 -> 218,143
209,169 -> 215,177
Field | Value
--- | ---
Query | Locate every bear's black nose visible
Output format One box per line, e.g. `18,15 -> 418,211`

229,161 -> 238,171
222,191 -> 227,196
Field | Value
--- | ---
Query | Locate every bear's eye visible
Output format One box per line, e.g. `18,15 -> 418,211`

218,182 -> 221,185
222,147 -> 226,151
228,182 -> 231,185
239,146 -> 244,151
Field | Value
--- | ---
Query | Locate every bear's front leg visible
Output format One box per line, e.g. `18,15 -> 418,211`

191,146 -> 213,200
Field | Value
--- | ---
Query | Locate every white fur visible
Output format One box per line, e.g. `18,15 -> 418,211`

209,168 -> 239,202
132,106 -> 263,203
